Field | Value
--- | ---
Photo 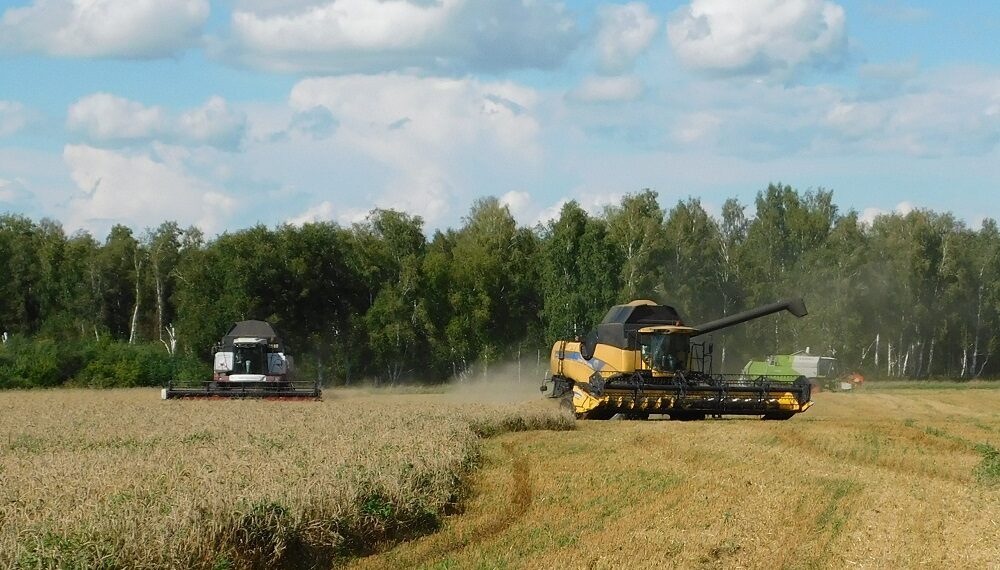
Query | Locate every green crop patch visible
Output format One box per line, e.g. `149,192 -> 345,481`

973,443 -> 1000,485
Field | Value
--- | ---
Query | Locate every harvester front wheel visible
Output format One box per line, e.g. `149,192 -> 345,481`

580,408 -> 616,420
668,411 -> 705,421
559,395 -> 576,416
762,411 -> 795,421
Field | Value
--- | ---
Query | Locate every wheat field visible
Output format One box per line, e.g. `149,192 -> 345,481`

0,388 -> 572,569
353,386 -> 1000,569
2,385 -> 999,569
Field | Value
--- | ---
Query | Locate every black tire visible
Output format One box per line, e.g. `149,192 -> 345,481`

668,411 -> 706,421
762,411 -> 795,421
560,395 -> 576,415
581,408 -> 615,420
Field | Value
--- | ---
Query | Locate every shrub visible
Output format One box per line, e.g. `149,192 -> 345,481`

0,336 -> 208,389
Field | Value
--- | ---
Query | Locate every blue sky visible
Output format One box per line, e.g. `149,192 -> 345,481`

1,0 -> 998,236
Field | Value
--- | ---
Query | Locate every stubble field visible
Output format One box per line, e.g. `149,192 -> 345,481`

2,384 -> 999,569
354,385 -> 1000,569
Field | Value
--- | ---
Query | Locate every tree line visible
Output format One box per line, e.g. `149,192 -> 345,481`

1,184 -> 998,387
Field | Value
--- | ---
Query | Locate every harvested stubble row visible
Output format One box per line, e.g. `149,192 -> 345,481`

0,388 -> 573,569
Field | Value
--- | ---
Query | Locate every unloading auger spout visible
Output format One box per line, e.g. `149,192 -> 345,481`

691,298 -> 808,337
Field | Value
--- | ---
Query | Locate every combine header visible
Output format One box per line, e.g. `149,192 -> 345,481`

542,299 -> 811,420
162,320 -> 321,400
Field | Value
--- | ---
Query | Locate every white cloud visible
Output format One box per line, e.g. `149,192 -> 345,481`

534,192 -> 624,225
63,144 -> 236,234
500,190 -> 532,216
596,2 -> 659,74
0,0 -> 209,58
222,0 -> 579,74
535,198 -> 570,226
178,97 -> 248,150
859,201 -> 917,225
288,201 -> 334,226
667,0 -> 847,77
288,74 -> 541,223
0,178 -> 30,203
67,93 -> 246,150
67,93 -> 167,141
673,112 -> 722,144
570,75 -> 644,103
499,190 -> 535,224
0,101 -> 33,137
823,70 -> 1000,156
291,75 -> 539,151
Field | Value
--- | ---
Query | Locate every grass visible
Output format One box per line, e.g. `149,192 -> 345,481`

0,388 -> 572,569
352,387 -> 1000,570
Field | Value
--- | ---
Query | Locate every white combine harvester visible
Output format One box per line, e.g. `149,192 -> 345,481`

162,320 -> 321,399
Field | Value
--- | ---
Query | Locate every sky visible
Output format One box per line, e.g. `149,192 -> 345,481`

0,0 -> 998,237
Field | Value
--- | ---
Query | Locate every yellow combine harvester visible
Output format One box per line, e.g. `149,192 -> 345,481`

541,299 -> 812,420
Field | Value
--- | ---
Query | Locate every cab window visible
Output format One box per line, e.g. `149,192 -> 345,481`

640,334 -> 689,372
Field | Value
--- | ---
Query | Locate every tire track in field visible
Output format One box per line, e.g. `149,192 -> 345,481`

348,438 -> 533,569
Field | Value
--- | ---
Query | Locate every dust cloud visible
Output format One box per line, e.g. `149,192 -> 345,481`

439,360 -> 551,404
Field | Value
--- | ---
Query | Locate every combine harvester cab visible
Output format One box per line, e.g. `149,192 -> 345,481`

542,299 -> 812,420
162,320 -> 321,400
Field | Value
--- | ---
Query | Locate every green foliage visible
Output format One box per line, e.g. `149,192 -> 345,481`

4,184 -> 1000,385
0,336 -> 206,389
73,342 -> 175,388
0,335 -> 83,389
973,443 -> 1000,485
540,201 -> 621,342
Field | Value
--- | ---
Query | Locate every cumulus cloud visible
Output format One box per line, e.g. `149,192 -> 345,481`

178,97 -> 248,150
0,0 -> 209,58
823,70 -> 1000,156
288,74 -> 541,223
508,191 -> 625,227
221,0 -> 579,74
673,112 -> 723,144
0,178 -> 30,203
667,0 -> 847,78
499,190 -> 534,222
570,75 -> 644,103
63,144 -> 236,234
287,201 -> 368,226
67,93 -> 246,150
859,201 -> 916,225
596,2 -> 659,74
0,101 -> 33,137
67,93 -> 166,141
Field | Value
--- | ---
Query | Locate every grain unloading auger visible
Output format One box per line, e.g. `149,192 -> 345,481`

541,299 -> 811,420
162,320 -> 321,400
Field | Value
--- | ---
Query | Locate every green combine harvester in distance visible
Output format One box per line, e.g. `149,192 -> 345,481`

742,350 -> 863,392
